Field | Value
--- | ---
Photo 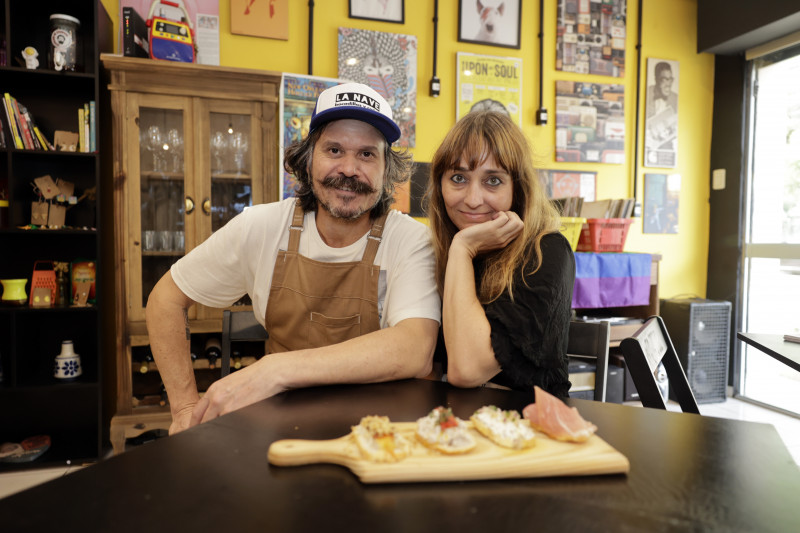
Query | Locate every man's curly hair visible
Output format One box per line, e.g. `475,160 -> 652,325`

283,123 -> 413,218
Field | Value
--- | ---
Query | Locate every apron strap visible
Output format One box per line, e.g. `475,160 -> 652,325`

288,200 -> 305,253
361,211 -> 389,265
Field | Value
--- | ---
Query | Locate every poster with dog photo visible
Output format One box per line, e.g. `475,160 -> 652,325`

458,0 -> 521,49
456,52 -> 522,126
338,27 -> 418,147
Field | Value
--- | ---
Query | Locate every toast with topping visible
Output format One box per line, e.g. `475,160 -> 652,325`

415,406 -> 477,455
471,405 -> 536,449
351,415 -> 411,462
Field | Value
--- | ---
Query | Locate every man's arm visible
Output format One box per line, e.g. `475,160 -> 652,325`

190,316 -> 438,426
145,271 -> 200,434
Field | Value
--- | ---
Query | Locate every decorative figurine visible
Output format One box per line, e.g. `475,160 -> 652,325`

21,46 -> 39,69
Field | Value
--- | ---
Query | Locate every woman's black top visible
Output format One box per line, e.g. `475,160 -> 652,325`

436,232 -> 576,398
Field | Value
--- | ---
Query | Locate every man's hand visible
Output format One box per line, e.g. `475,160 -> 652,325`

189,358 -> 286,426
451,211 -> 524,258
169,403 -> 197,435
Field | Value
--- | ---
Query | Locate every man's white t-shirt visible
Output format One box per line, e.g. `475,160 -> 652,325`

171,198 -> 441,329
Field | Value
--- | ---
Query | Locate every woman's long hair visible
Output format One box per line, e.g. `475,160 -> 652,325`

424,111 -> 560,303
283,123 -> 412,219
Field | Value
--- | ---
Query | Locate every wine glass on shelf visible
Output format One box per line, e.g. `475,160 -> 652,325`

146,125 -> 163,172
167,128 -> 183,173
231,131 -> 249,174
211,131 -> 228,174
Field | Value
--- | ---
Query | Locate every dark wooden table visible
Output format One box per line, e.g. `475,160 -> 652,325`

738,332 -> 800,372
2,379 -> 798,531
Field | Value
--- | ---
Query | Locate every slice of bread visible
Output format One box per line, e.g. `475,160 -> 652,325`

351,415 -> 411,462
471,405 -> 536,450
415,406 -> 476,455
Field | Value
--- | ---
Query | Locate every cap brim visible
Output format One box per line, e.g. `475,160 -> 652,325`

310,107 -> 401,144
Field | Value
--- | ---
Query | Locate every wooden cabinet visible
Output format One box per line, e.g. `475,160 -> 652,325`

102,55 -> 280,452
0,1 -> 111,468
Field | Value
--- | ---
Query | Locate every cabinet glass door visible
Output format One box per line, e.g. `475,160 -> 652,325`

125,94 -> 194,322
195,101 -> 264,320
209,112 -> 253,231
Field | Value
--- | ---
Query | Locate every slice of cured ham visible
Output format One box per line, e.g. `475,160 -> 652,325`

522,386 -> 598,443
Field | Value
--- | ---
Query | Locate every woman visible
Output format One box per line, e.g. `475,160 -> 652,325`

425,111 -> 575,397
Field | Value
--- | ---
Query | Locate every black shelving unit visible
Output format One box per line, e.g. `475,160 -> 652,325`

0,0 -> 111,470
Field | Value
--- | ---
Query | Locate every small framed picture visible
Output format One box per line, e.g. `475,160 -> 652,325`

349,0 -> 404,24
458,0 -> 521,49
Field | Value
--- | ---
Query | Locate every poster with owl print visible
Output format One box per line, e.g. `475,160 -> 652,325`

338,27 -> 417,147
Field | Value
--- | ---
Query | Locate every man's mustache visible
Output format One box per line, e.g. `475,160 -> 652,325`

321,175 -> 377,195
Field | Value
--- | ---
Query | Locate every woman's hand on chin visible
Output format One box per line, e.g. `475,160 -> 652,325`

452,211 -> 524,257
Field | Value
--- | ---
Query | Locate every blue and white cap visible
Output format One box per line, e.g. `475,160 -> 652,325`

309,82 -> 401,144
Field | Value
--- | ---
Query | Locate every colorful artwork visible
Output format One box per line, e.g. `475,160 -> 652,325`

555,81 -> 625,164
556,0 -> 626,77
644,58 -> 679,168
119,0 -> 220,65
456,52 -> 523,125
337,27 -> 417,148
280,74 -> 345,199
539,169 -> 597,201
643,173 -> 680,234
230,0 -> 289,40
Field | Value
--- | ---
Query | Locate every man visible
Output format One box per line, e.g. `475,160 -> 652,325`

645,61 -> 678,119
146,83 -> 441,434
645,61 -> 679,159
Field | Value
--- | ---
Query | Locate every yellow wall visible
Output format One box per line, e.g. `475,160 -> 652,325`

102,0 -> 714,301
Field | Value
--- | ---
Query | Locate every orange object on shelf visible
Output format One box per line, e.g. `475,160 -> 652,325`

29,260 -> 56,306
576,218 -> 634,253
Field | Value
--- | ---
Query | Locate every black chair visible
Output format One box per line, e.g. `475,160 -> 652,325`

221,309 -> 268,377
567,320 -> 610,402
620,315 -> 700,413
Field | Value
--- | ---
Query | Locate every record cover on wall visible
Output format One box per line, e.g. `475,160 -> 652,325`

644,58 -> 679,168
279,74 -> 346,199
643,173 -> 680,234
456,52 -> 522,125
539,169 -> 596,201
556,0 -> 626,77
338,27 -> 418,148
555,81 -> 625,164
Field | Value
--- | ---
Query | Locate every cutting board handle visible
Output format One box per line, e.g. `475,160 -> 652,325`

268,436 -> 354,467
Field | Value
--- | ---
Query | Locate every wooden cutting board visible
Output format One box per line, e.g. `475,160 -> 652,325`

268,422 -> 629,483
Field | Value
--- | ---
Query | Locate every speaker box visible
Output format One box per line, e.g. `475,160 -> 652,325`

660,298 -> 732,404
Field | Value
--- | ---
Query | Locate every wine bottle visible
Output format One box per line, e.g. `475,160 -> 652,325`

232,350 -> 242,371
204,337 -> 222,370
136,351 -> 154,374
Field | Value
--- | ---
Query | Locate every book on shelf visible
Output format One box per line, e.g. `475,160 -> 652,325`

3,93 -> 24,149
83,102 -> 90,153
89,100 -> 96,152
78,107 -> 85,152
0,114 -> 5,148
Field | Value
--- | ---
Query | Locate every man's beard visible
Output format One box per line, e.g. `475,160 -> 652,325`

315,175 -> 382,221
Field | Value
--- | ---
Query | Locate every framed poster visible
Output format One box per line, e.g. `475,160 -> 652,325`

643,173 -> 680,234
120,0 -> 220,65
279,74 -> 346,199
644,58 -> 679,168
556,0 -> 626,77
555,81 -> 625,164
456,52 -> 522,125
539,169 -> 597,201
338,27 -> 417,147
231,0 -> 289,40
349,0 -> 404,24
458,0 -> 521,49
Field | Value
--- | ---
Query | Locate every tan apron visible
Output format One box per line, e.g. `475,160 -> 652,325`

264,202 -> 388,353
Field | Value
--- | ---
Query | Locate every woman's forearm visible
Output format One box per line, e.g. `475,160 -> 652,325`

442,244 -> 501,387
